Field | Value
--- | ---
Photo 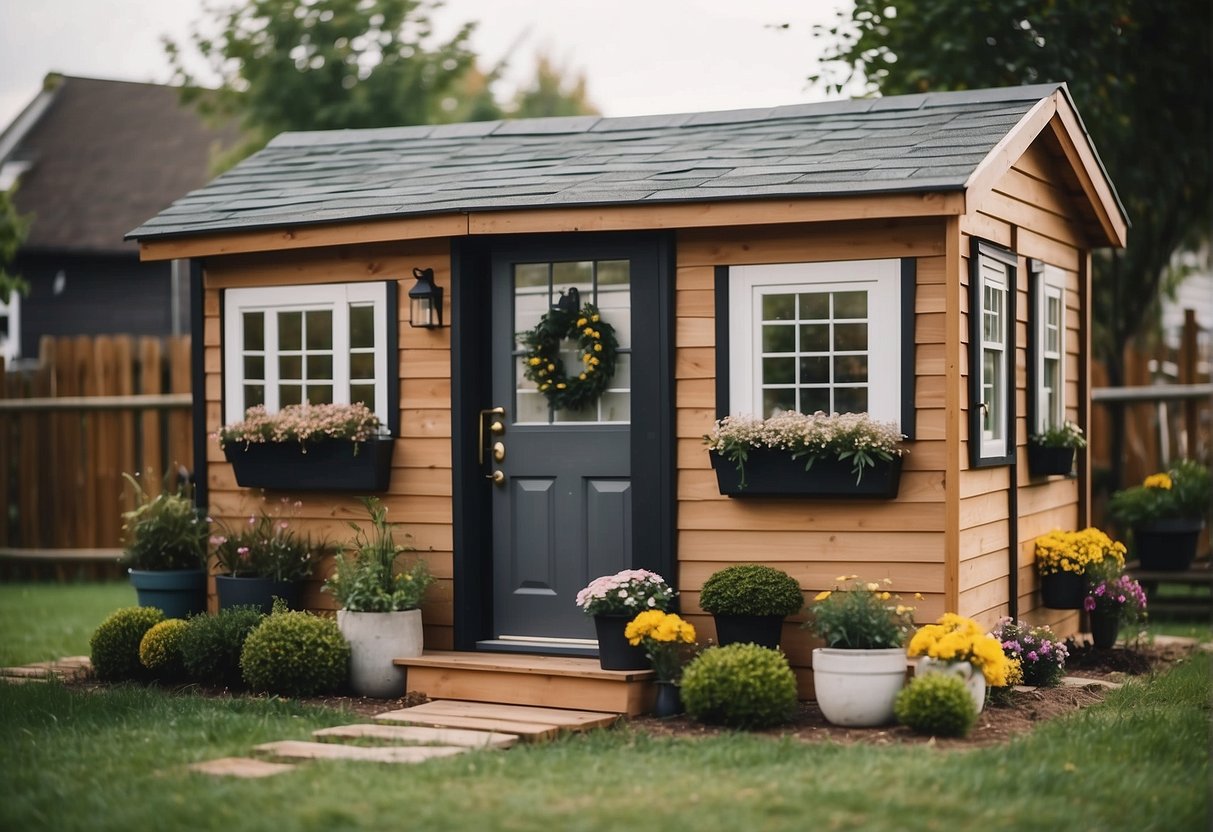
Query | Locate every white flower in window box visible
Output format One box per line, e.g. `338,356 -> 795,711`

216,403 -> 393,492
703,411 -> 907,498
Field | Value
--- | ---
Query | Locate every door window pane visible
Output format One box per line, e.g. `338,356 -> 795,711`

243,312 -> 264,351
279,311 -> 301,350
762,293 -> 795,321
349,305 -> 375,349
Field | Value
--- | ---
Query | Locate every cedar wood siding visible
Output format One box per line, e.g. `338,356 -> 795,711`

674,217 -> 950,695
202,239 -> 458,651
957,138 -> 1091,636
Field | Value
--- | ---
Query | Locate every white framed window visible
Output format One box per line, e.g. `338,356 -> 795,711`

728,259 -> 902,427
969,240 -> 1016,466
223,282 -> 393,427
0,291 -> 19,365
1031,261 -> 1066,433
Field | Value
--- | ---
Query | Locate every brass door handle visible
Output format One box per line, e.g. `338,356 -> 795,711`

487,470 -> 506,486
492,441 -> 506,462
478,407 -> 506,465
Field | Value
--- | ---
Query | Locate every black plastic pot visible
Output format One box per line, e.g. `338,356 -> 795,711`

712,614 -> 785,649
709,450 -> 902,499
224,437 -> 394,492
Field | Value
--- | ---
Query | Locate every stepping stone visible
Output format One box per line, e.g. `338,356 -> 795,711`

314,723 -> 518,749
1151,635 -> 1199,648
188,757 -> 296,778
254,740 -> 467,764
1060,676 -> 1123,690
1,666 -> 58,679
0,675 -> 48,684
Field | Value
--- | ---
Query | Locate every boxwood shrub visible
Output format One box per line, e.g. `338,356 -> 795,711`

180,605 -> 264,688
680,643 -> 798,729
138,618 -> 189,680
894,673 -> 977,737
90,606 -> 165,681
698,564 -> 804,617
240,608 -> 349,696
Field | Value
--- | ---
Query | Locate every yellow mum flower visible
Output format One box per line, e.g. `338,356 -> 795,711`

879,591 -> 891,600
576,317 -> 588,327
914,593 -> 924,600
594,343 -> 603,352
556,383 -> 567,389
834,575 -> 849,583
539,383 -> 550,391
583,327 -> 595,336
583,353 -> 592,363
866,582 -> 880,592
547,363 -> 555,371
593,330 -> 601,339
528,357 -> 541,366
814,590 -> 832,601
1144,472 -> 1172,490
579,373 -> 587,380
591,314 -> 600,322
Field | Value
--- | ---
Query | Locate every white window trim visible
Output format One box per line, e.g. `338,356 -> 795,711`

728,259 -> 902,428
969,240 -> 1016,467
223,282 -> 390,426
1034,263 -> 1066,434
0,291 -> 19,365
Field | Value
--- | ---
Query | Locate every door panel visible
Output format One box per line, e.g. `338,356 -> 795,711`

489,250 -> 634,641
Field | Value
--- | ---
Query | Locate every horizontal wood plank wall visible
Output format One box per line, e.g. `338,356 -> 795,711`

675,218 -> 948,693
203,240 -> 456,650
957,139 -> 1089,633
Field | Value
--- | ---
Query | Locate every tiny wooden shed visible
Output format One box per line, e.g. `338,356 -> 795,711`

129,82 -> 1125,697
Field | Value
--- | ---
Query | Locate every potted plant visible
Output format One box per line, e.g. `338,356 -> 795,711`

120,473 -> 209,619
1108,460 -> 1211,571
575,569 -> 674,671
703,411 -> 906,498
217,403 -> 394,492
625,610 -> 698,716
1084,573 -> 1148,649
803,576 -> 916,727
698,564 -> 803,649
992,618 -> 1069,686
1033,527 -> 1126,609
211,498 -> 324,613
323,497 -> 433,697
906,613 -> 1014,713
1027,421 -> 1086,477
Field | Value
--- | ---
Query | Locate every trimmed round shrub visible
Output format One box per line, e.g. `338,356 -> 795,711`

89,606 -> 165,681
699,565 -> 804,617
180,605 -> 264,688
895,673 -> 977,738
240,609 -> 349,696
681,643 -> 798,729
139,619 -> 189,679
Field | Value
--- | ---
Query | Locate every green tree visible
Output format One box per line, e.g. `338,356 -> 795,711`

809,0 -> 1211,485
0,187 -> 29,304
511,53 -> 598,119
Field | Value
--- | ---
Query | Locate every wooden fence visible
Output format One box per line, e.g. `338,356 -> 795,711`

0,335 -> 193,578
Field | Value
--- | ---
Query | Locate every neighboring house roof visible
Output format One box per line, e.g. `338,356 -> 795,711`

0,74 -> 237,256
128,82 -> 1126,249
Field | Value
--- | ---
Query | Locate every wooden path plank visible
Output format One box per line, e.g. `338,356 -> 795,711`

373,710 -> 564,742
253,740 -> 466,764
313,723 -> 517,749
188,757 -> 296,778
410,700 -> 618,729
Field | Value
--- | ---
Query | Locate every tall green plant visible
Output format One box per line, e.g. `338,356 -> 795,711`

120,473 -> 208,571
323,497 -> 432,612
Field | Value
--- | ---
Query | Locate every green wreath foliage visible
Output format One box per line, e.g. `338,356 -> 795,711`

518,303 -> 619,412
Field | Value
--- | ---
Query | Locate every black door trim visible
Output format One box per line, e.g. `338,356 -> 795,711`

450,231 -> 677,649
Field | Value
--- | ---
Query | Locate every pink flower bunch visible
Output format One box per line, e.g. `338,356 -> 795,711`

575,569 -> 674,616
1085,575 -> 1148,624
216,403 -> 381,448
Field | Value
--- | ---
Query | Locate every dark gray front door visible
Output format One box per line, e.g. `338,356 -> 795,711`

488,250 -> 635,643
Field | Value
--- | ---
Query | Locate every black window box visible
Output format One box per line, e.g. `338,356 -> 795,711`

223,437 -> 394,492
1026,444 -> 1075,477
709,450 -> 903,499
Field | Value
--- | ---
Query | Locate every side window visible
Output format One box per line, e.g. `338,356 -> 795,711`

223,282 -> 395,429
727,259 -> 903,429
969,240 -> 1017,467
1030,260 -> 1066,433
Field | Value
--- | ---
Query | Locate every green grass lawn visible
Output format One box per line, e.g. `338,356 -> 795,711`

0,581 -> 1209,831
0,581 -> 135,665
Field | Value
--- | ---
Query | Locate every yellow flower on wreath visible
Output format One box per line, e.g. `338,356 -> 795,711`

576,317 -> 587,327
528,356 -> 541,366
591,313 -> 600,322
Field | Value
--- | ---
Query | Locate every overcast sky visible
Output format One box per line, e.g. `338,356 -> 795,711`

0,0 -> 856,129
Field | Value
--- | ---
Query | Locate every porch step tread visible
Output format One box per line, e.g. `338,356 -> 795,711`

253,740 -> 467,764
395,650 -> 654,681
313,723 -> 518,749
404,699 -> 619,727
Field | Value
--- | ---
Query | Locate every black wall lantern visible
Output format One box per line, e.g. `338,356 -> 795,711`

408,267 -> 443,328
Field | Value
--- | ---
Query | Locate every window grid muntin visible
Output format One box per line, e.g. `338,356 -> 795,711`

512,259 -> 631,426
980,268 -> 1007,442
758,289 -> 870,417
1041,284 -> 1063,430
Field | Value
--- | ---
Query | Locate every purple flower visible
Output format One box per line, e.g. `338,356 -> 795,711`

1084,597 -> 1096,611
1027,651 -> 1039,662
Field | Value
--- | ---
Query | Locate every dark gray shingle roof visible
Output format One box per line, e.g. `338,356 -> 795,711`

128,84 -> 1065,241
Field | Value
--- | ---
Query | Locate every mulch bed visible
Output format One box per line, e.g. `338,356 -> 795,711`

54,639 -> 1198,749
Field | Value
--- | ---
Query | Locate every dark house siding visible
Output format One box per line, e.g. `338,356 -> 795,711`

14,253 -> 185,357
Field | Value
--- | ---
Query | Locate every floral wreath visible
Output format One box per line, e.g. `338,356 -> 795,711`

518,289 -> 619,412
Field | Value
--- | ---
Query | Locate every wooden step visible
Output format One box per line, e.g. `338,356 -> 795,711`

313,723 -> 518,749
374,700 -> 618,742
253,740 -> 466,764
395,651 -> 655,716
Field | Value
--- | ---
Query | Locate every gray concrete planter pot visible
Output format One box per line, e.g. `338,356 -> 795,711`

128,568 -> 207,619
337,608 -> 423,698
